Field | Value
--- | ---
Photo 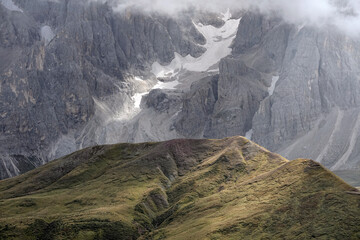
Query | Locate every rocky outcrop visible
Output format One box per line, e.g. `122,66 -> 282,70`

175,57 -> 269,139
204,58 -> 268,138
175,75 -> 219,138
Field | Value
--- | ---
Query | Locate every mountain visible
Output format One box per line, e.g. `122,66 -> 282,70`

0,0 -> 205,178
0,137 -> 359,239
1,0 -> 360,183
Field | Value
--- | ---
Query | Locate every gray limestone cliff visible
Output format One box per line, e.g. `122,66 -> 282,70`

0,0 -> 205,178
175,12 -> 360,172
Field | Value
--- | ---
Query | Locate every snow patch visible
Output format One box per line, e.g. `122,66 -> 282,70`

151,13 -> 240,77
0,0 -> 23,12
131,76 -> 179,109
132,92 -> 147,109
207,68 -> 219,73
153,79 -> 179,90
131,76 -> 152,109
245,129 -> 253,140
41,25 -> 55,44
268,76 -> 279,96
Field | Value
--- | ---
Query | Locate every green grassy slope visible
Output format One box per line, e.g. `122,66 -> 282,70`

0,137 -> 359,240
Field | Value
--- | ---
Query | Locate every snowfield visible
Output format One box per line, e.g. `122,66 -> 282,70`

269,76 -> 280,96
151,10 -> 241,78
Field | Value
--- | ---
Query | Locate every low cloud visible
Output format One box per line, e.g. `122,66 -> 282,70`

92,0 -> 360,37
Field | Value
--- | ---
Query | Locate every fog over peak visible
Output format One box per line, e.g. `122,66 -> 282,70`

91,0 -> 360,37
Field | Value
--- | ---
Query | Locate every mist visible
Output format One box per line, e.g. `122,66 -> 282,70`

95,0 -> 360,37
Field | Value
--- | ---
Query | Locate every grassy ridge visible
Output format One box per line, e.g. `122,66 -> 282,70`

0,137 -> 359,239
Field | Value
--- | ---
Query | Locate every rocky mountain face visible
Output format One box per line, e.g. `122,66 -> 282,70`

0,0 -> 206,179
0,137 -> 359,239
173,12 -> 360,173
1,0 -> 360,179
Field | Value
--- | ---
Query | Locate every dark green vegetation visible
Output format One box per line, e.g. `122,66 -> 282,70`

0,137 -> 359,239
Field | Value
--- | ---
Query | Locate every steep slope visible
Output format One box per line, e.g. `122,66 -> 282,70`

0,0 -> 206,179
0,137 -> 359,239
172,12 -> 360,175
231,13 -> 360,173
